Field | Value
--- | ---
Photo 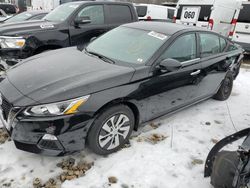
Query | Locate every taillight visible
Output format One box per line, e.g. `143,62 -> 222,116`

173,16 -> 176,23
229,19 -> 237,38
146,16 -> 152,21
208,19 -> 214,30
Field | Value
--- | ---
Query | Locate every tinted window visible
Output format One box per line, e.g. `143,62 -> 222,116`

77,5 -> 104,24
159,34 -> 196,62
227,43 -> 238,52
44,3 -> 80,22
108,5 -> 132,23
136,6 -> 147,17
177,5 -> 212,21
238,4 -> 250,23
0,4 -> 16,14
200,33 -> 220,57
168,9 -> 175,19
220,37 -> 227,52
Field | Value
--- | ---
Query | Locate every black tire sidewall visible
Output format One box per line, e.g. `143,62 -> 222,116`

87,105 -> 135,155
214,72 -> 234,101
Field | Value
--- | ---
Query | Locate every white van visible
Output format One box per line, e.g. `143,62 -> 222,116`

174,0 -> 242,37
232,1 -> 250,52
135,4 -> 176,21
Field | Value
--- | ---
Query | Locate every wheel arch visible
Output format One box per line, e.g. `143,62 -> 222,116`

93,98 -> 140,131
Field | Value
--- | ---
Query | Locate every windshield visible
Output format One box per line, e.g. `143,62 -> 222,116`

5,12 -> 33,23
43,3 -> 79,22
238,4 -> 250,23
86,27 -> 168,64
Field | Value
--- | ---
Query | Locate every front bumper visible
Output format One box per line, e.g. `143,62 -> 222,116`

0,107 -> 94,156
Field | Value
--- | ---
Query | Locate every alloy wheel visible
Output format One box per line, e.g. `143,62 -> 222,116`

98,114 -> 131,150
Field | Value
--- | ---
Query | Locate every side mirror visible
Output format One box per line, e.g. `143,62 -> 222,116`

159,58 -> 182,72
74,16 -> 91,25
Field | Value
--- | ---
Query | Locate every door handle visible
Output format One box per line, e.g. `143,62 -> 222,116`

190,70 -> 201,76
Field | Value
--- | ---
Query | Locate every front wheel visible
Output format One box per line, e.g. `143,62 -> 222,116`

87,105 -> 135,155
213,72 -> 234,101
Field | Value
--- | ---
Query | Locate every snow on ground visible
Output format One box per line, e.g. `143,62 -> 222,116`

1,67 -> 250,188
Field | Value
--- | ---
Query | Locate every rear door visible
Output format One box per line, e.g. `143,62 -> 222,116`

69,4 -> 108,46
232,3 -> 250,51
105,4 -> 134,30
197,32 -> 233,97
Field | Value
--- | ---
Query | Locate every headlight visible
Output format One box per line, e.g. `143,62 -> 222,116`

0,36 -> 26,49
23,95 -> 90,116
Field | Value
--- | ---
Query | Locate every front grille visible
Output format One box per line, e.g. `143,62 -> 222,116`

1,97 -> 12,120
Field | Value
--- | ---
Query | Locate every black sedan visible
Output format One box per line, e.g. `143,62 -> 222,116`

2,11 -> 48,23
0,22 -> 244,156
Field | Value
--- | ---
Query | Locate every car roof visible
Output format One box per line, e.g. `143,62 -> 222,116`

22,11 -> 48,15
67,1 -> 133,5
123,21 -> 206,35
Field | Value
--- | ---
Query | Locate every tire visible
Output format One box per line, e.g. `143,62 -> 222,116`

211,151 -> 239,188
213,72 -> 234,101
87,104 -> 135,155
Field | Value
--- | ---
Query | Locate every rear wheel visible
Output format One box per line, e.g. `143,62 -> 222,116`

211,151 -> 239,188
213,72 -> 234,101
87,105 -> 135,155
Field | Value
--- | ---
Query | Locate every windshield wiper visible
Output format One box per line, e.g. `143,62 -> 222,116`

85,49 -> 115,64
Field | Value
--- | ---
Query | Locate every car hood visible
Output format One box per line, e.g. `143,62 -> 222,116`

4,47 -> 135,106
0,20 -> 58,36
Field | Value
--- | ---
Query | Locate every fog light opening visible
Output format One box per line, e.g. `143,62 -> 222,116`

42,134 -> 58,141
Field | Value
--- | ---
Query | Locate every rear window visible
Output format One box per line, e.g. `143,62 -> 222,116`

108,5 -> 132,23
168,9 -> 175,19
0,4 -> 16,14
177,5 -> 212,22
136,6 -> 147,17
238,4 -> 250,23
200,33 -> 220,57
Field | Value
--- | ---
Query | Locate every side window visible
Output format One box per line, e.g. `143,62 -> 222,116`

77,5 -> 104,25
220,37 -> 227,52
159,34 -> 196,62
200,33 -> 220,57
108,5 -> 132,23
168,9 -> 175,19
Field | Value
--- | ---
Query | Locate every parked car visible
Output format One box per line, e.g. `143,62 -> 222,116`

0,1 -> 138,67
0,22 -> 243,156
231,1 -> 250,53
174,0 -> 242,37
0,9 -> 10,22
135,4 -> 176,21
0,3 -> 19,15
2,11 -> 48,24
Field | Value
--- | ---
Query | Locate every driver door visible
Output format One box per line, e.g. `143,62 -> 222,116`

144,33 -> 203,120
69,4 -> 108,47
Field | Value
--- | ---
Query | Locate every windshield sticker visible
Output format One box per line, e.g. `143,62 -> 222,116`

148,31 -> 167,40
40,24 -> 55,29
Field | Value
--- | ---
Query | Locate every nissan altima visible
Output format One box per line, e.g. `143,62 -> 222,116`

0,22 -> 244,156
